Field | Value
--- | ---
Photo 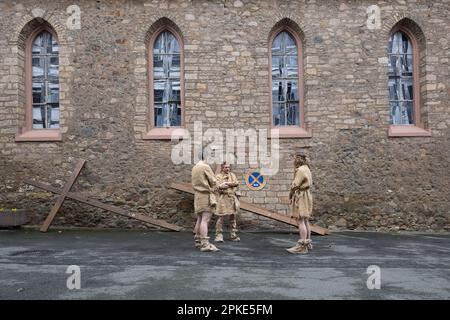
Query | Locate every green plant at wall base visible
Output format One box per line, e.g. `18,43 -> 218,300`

0,208 -> 19,213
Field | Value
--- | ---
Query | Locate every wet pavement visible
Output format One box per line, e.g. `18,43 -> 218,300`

0,229 -> 449,299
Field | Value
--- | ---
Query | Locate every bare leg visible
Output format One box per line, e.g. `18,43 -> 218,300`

287,217 -> 308,254
305,218 -> 313,250
298,218 -> 308,241
305,218 -> 311,240
199,211 -> 212,237
193,213 -> 202,236
192,213 -> 203,248
198,211 -> 220,252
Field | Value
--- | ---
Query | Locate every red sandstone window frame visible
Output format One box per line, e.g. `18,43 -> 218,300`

268,26 -> 311,139
143,25 -> 185,140
15,26 -> 62,142
387,26 -> 431,137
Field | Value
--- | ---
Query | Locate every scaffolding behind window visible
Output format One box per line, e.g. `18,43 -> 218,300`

388,31 -> 414,125
153,31 -> 181,127
271,31 -> 300,126
32,31 -> 59,129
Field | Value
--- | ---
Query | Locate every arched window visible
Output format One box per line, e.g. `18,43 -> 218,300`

151,30 -> 182,127
387,21 -> 430,137
31,30 -> 59,129
388,30 -> 414,125
271,30 -> 301,127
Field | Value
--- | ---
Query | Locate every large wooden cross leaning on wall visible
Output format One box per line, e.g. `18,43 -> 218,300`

25,159 -> 182,232
170,183 -> 330,236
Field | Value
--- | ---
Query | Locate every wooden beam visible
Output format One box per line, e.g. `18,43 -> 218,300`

26,179 -> 182,232
170,183 -> 330,235
40,159 -> 86,232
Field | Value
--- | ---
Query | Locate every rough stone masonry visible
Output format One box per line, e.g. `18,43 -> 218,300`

0,0 -> 449,232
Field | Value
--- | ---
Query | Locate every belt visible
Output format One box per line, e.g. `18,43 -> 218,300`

292,186 -> 310,192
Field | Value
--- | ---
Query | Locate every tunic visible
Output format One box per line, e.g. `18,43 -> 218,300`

215,172 -> 239,216
290,165 -> 313,218
191,160 -> 217,214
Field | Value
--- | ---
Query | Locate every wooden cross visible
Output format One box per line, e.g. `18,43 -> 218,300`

170,183 -> 329,235
25,159 -> 182,232
38,159 -> 86,232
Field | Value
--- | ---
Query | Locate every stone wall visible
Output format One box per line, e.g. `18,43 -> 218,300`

0,0 -> 449,232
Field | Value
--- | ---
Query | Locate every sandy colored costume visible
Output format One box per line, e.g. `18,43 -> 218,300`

290,165 -> 313,219
191,160 -> 217,215
215,172 -> 239,216
191,160 -> 220,252
215,172 -> 240,242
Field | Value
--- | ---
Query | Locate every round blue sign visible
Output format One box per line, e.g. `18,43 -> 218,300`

245,171 -> 267,191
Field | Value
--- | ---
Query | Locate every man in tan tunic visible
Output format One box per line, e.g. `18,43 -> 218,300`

214,162 -> 240,242
286,151 -> 313,254
192,150 -> 224,252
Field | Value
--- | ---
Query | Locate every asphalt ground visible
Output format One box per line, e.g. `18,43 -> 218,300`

0,229 -> 449,299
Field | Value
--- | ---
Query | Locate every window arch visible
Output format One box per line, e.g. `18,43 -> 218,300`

149,28 -> 183,128
388,30 -> 415,125
271,29 -> 301,126
15,18 -> 67,142
30,29 -> 60,129
268,23 -> 310,139
387,21 -> 430,137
